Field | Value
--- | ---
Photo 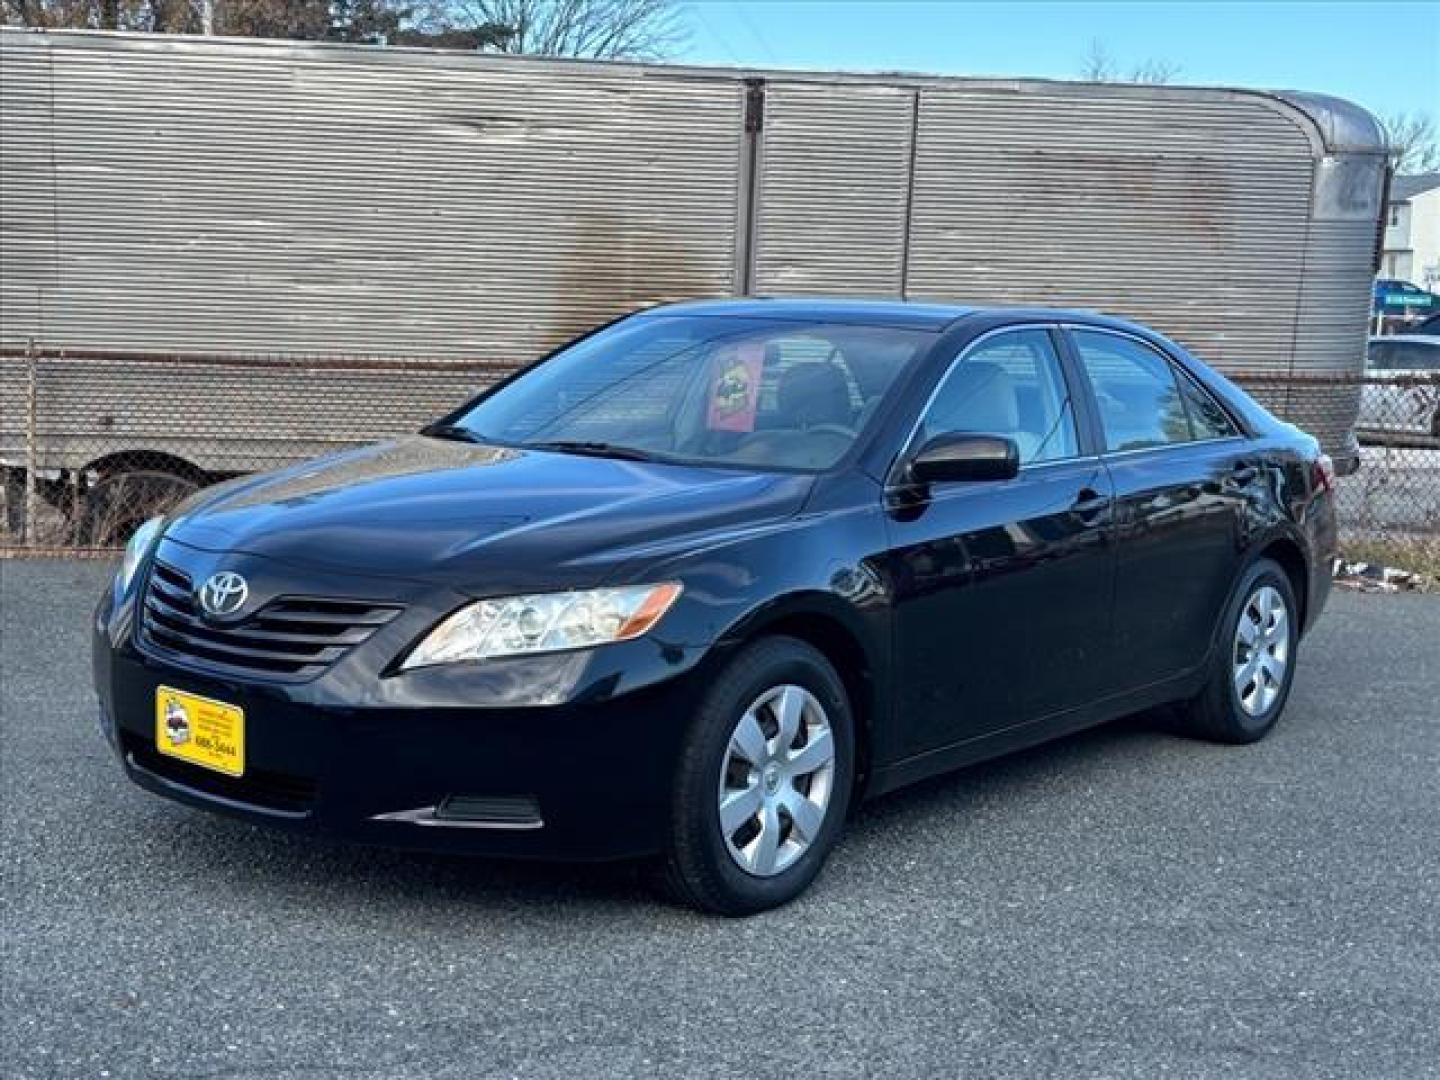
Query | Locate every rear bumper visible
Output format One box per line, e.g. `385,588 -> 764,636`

94,596 -> 707,862
1302,490 -> 1339,636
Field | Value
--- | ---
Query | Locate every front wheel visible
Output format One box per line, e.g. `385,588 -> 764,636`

661,637 -> 855,916
1175,558 -> 1300,744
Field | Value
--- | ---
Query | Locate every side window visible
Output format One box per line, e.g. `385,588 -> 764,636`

1072,331 -> 1191,452
921,329 -> 1078,465
1174,367 -> 1239,439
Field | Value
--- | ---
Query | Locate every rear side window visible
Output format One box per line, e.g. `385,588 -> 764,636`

1175,367 -> 1240,439
1072,331 -> 1191,451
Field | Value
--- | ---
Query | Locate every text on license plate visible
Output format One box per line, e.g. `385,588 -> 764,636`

155,686 -> 245,777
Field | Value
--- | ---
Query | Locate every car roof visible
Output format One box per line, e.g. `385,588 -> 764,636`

640,297 -> 1138,333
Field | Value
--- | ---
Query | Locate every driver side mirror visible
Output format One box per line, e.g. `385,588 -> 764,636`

909,433 -> 1020,484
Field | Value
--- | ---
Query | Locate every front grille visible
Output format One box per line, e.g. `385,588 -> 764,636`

140,561 -> 402,681
123,733 -> 318,816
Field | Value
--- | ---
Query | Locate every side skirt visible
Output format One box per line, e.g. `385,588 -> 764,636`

864,666 -> 1207,799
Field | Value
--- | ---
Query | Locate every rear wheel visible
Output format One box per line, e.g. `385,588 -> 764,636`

661,637 -> 855,916
1175,558 -> 1299,744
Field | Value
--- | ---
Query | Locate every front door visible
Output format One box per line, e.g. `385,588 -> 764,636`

881,327 -> 1116,759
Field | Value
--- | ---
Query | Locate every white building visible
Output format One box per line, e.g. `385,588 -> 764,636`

1382,173 -> 1440,288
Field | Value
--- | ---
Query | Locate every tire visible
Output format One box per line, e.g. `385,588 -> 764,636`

1175,558 -> 1300,744
2,468 -> 24,538
74,468 -> 199,548
661,636 -> 855,916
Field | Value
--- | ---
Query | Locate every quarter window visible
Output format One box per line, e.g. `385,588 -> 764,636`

1072,331 -> 1192,452
921,329 -> 1078,465
1177,371 -> 1239,438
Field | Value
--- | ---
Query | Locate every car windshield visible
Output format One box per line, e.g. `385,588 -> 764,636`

440,315 -> 936,471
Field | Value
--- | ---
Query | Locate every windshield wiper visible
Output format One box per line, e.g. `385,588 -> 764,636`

423,423 -> 487,444
527,440 -> 663,463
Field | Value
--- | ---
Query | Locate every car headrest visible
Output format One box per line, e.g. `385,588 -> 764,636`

930,361 -> 1018,435
776,362 -> 852,429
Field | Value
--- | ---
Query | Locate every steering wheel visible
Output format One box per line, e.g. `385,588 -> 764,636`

805,423 -> 857,440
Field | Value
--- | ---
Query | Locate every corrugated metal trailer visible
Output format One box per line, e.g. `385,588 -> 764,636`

0,29 -> 1388,517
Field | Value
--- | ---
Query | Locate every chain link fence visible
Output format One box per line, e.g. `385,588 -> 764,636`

1,345 -> 508,553
1234,367 -> 1440,578
3,346 -> 1438,576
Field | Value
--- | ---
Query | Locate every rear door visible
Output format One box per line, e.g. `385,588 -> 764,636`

1064,327 -> 1253,692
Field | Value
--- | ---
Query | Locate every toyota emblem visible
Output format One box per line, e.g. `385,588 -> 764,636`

199,571 -> 249,618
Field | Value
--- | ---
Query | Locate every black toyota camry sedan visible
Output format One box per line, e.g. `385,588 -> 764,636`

93,300 -> 1338,914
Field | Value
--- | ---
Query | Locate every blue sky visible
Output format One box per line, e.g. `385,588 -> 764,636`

681,1 -> 1439,120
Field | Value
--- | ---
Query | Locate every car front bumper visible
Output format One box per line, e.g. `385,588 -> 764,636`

93,586 -> 710,862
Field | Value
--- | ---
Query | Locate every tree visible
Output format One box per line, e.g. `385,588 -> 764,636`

1,0 -> 416,39
1079,38 -> 1116,82
212,1 -> 331,39
3,0 -> 680,54
2,1 -> 161,30
423,0 -> 685,59
1383,112 -> 1440,174
1079,38 -> 1179,85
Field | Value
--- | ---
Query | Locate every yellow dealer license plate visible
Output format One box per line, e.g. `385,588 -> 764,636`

155,686 -> 245,777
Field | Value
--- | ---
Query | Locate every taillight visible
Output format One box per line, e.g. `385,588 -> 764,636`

1313,453 -> 1336,494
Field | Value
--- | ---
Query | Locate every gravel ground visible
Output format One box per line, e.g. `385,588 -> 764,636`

3,560 -> 1437,1080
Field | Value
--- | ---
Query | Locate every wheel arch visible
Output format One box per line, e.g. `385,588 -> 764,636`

1250,533 -> 1311,632
716,593 -> 885,800
81,450 -> 209,484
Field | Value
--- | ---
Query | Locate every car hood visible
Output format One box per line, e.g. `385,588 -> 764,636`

163,436 -> 813,592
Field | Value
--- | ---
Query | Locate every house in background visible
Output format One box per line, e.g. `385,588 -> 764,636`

1382,173 -> 1440,289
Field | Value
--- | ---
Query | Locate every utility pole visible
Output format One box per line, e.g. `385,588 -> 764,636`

199,0 -> 214,35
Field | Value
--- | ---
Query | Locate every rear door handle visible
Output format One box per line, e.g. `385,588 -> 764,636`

1228,462 -> 1259,486
1072,487 -> 1111,525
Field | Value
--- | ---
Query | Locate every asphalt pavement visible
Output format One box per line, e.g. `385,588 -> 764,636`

2,559 -> 1437,1080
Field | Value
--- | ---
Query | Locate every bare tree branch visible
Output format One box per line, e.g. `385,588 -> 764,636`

1079,38 -> 1178,85
429,0 -> 686,59
1384,111 -> 1440,174
1128,58 -> 1180,85
1079,38 -> 1115,82
2,0 -> 416,39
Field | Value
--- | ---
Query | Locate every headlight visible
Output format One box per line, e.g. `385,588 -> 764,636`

116,516 -> 165,595
401,582 -> 683,669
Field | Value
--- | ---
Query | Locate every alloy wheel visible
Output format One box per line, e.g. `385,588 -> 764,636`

1232,584 -> 1290,717
717,684 -> 836,877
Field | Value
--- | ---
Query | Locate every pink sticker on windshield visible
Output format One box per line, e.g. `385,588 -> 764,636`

707,344 -> 763,433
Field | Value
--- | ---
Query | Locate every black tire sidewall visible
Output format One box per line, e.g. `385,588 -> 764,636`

76,470 -> 197,547
669,637 -> 855,915
1215,559 -> 1300,739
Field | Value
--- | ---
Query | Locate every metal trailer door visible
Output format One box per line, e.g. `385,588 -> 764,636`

748,80 -> 916,298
